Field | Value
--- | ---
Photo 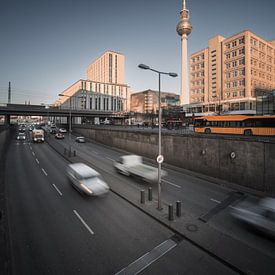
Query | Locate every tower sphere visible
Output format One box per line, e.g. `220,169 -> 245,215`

176,18 -> 192,36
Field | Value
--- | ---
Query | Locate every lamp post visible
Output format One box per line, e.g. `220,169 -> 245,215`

212,94 -> 221,115
138,64 -> 177,210
58,94 -> 72,154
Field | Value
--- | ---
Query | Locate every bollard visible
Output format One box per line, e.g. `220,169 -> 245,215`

176,201 -> 182,217
140,190 -> 145,204
168,204 -> 174,221
148,187 -> 152,201
73,150 -> 76,157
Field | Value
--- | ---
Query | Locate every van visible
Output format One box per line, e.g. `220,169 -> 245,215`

66,163 -> 109,196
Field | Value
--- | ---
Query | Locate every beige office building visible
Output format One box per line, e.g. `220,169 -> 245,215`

131,90 -> 180,113
189,30 -> 275,114
86,50 -> 125,85
56,51 -> 130,112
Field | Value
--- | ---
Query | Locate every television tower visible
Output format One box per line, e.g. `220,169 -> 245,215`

176,0 -> 192,105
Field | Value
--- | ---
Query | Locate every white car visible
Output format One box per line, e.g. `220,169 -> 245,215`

66,163 -> 109,196
75,136 -> 85,143
59,128 -> 67,133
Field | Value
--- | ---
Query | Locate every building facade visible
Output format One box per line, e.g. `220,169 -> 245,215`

131,90 -> 180,113
189,30 -> 275,115
57,51 -> 130,112
86,51 -> 125,85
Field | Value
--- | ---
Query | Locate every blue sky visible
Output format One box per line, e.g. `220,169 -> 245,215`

0,0 -> 274,104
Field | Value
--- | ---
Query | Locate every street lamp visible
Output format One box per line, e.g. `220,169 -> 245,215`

58,94 -> 72,155
138,63 -> 177,210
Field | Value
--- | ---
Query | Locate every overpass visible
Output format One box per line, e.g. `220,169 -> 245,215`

0,104 -> 128,125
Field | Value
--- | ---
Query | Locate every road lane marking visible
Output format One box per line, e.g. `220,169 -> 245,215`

92,151 -> 98,155
35,158 -> 39,164
42,168 -> 48,176
32,152 -> 35,156
30,146 -> 32,150
52,184 -> 62,196
115,239 -> 177,275
73,210 -> 94,235
106,157 -> 115,162
210,198 -> 221,204
162,179 -> 181,189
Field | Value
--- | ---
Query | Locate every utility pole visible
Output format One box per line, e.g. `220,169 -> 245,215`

8,81 -> 11,104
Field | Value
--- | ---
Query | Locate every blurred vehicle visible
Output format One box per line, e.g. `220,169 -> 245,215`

55,133 -> 64,139
17,132 -> 26,140
32,129 -> 44,143
114,155 -> 167,183
66,163 -> 109,196
59,128 -> 67,133
50,128 -> 57,134
28,125 -> 34,131
231,197 -> 275,238
75,136 -> 85,143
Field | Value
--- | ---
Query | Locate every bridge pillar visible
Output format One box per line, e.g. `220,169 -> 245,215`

4,115 -> 10,126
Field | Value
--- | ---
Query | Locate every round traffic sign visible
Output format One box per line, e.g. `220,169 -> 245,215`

157,155 -> 164,164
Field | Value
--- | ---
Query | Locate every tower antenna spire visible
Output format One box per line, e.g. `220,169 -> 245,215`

183,0 -> 186,10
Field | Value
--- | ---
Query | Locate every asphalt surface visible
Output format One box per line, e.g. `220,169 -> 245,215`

4,128 -> 239,274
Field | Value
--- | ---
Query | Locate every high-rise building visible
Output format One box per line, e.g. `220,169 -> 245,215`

189,31 -> 275,114
56,51 -> 130,112
176,0 -> 192,105
86,51 -> 125,85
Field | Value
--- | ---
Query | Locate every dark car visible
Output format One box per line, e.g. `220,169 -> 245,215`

50,128 -> 57,134
17,132 -> 26,140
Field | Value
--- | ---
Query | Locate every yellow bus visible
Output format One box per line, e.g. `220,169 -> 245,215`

194,115 -> 275,136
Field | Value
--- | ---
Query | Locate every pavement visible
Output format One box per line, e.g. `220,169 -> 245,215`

46,131 -> 275,275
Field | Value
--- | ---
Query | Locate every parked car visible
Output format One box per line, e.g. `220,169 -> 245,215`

59,128 -> 67,133
55,133 -> 64,139
17,132 -> 26,140
66,163 -> 109,196
50,128 -> 57,134
75,136 -> 85,143
231,197 -> 275,238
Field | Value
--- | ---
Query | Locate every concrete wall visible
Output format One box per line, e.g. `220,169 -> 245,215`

74,127 -> 275,195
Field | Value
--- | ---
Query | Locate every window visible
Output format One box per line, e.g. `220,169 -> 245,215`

232,51 -> 237,57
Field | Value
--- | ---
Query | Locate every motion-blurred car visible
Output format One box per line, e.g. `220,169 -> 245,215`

50,128 -> 57,134
66,163 -> 109,196
59,128 -> 67,133
231,197 -> 275,238
17,132 -> 26,140
55,133 -> 64,139
75,136 -> 85,143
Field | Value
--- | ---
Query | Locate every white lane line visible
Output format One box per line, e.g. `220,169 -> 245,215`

52,184 -> 62,196
32,151 -> 35,156
92,151 -> 98,155
210,198 -> 221,204
35,158 -> 39,164
162,179 -> 181,189
42,168 -> 48,176
106,157 -> 115,162
30,146 -> 32,150
73,210 -> 94,235
116,239 -> 177,275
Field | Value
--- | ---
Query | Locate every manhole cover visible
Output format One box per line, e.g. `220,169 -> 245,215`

185,224 -> 198,232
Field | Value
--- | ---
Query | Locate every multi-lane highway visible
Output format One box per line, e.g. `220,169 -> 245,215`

3,127 -> 275,274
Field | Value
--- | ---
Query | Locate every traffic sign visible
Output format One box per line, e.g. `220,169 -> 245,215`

157,155 -> 164,164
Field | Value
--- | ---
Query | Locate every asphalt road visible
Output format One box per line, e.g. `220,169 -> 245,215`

52,130 -> 275,262
5,129 -> 238,274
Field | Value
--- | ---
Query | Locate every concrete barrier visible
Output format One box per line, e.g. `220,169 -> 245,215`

73,127 -> 275,195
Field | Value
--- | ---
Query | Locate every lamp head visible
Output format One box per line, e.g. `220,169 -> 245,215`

138,64 -> 150,70
169,73 -> 178,77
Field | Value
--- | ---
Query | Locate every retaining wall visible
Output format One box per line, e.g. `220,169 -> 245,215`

74,127 -> 275,195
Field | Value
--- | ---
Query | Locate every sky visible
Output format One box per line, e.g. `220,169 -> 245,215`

0,0 -> 274,105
